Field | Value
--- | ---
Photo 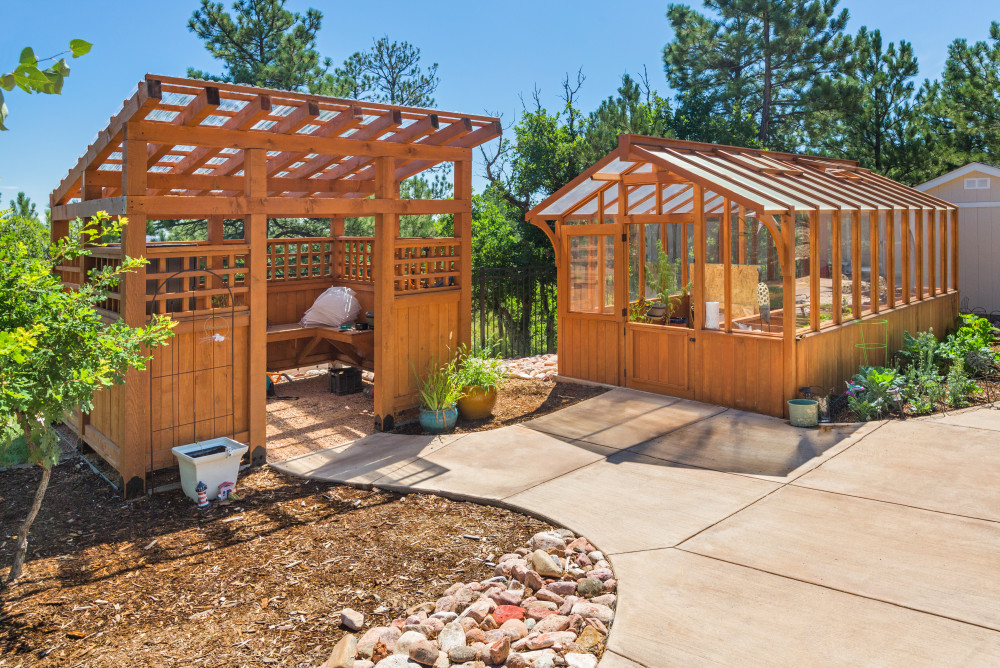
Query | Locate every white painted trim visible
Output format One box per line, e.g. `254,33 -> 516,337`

954,201 -> 1000,209
917,162 -> 1000,191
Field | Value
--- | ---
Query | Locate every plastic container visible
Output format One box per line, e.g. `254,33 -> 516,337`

787,399 -> 819,428
420,406 -> 458,434
329,366 -> 363,395
172,438 -> 248,502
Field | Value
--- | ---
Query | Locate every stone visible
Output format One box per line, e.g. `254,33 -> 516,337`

354,662 -> 375,668
526,601 -> 558,611
448,646 -> 477,663
444,583 -> 464,596
374,656 -> 419,668
407,640 -> 439,666
393,631 -> 429,656
493,605 -> 524,625
432,653 -> 449,668
525,607 -> 557,622
525,631 -> 577,650
465,627 -> 486,644
602,578 -> 617,593
517,648 -> 558,665
489,637 -> 511,664
524,618 -> 535,631
587,568 -> 613,582
327,634 -> 358,668
504,653 -> 528,668
405,614 -> 427,626
402,624 -> 434,638
529,550 -> 564,578
341,608 -> 365,631
586,551 -> 605,563
459,617 -> 479,633
406,602 -> 435,617
558,596 -> 578,616
546,581 -> 577,597
489,589 -> 523,606
564,653 -> 598,668
575,626 -> 605,652
532,615 -> 570,634
462,599 -> 494,623
434,596 -> 456,614
570,601 -> 613,624
523,569 -> 544,591
514,547 -> 530,557
590,594 -> 616,608
437,621 -> 466,653
535,589 -> 565,606
358,643 -> 376,660
566,537 -> 594,553
500,618 -> 529,640
481,615 -> 498,631
574,553 -> 592,568
429,611 -> 457,623
358,628 -> 402,653
529,531 -> 567,552
422,617 -> 445,637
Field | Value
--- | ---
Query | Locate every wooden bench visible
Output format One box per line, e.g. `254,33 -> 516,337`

266,323 -> 375,370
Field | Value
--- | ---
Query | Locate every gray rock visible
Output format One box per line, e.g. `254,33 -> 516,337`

438,621 -> 466,653
430,611 -> 458,623
374,657 -> 419,668
327,634 -> 358,668
407,639 -> 440,666
565,653 -> 598,668
448,646 -> 477,663
529,550 -> 564,578
591,593 -> 616,608
393,631 -> 429,655
340,608 -> 365,631
576,578 -> 603,597
528,531 -> 566,552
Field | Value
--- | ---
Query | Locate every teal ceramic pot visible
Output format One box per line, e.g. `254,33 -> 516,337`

420,405 -> 458,434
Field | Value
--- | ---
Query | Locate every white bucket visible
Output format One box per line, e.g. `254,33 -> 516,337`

172,437 -> 248,502
705,301 -> 721,329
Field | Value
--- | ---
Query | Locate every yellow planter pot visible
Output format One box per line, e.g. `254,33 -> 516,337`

457,385 -> 498,420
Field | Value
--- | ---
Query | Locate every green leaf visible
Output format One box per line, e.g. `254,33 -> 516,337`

0,73 -> 14,91
19,47 -> 37,67
69,39 -> 92,58
0,89 -> 7,131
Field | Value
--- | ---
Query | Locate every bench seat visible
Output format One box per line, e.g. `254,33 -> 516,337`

266,323 -> 374,370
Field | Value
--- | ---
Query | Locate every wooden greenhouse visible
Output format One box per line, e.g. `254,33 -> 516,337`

528,135 -> 959,417
49,75 -> 500,495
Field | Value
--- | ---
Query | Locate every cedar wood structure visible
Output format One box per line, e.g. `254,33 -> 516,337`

528,135 -> 959,417
50,75 -> 500,496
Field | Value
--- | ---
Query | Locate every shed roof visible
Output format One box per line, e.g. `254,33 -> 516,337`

528,136 -> 954,220
51,75 -> 501,205
916,162 -> 1000,191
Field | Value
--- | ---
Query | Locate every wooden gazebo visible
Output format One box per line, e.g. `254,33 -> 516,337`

529,135 -> 959,417
50,75 -> 500,495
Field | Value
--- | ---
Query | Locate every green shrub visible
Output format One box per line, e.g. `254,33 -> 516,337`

455,345 -> 508,391
846,366 -> 904,421
946,359 -> 980,408
939,314 -> 998,375
902,339 -> 944,415
897,329 -> 944,370
414,357 -> 463,411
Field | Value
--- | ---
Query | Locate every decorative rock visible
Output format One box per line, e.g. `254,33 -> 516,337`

430,611 -> 457,623
602,578 -> 617,593
529,531 -> 567,552
527,601 -> 558,611
525,631 -> 577,650
465,627 -> 486,644
546,581 -> 577,597
327,634 -> 358,668
460,617 -> 479,633
529,550 -> 564,578
374,656 -> 419,668
500,618 -> 529,640
565,653 -> 599,668
372,642 -> 391,665
532,615 -> 570,634
438,621 -> 466,653
586,551 -> 605,563
490,589 -> 523,606
434,596 -> 456,614
448,646 -> 477,663
570,601 -> 614,624
535,589 -> 565,606
407,640 -> 439,666
587,568 -> 614,582
575,626 -> 605,652
577,578 -> 603,598
524,618 -> 535,631
480,615 -> 498,631
422,617 -> 445,637
591,593 -> 616,608
432,653 -> 449,668
504,653 -> 528,668
402,624 -> 435,638
489,637 -> 511,664
523,570 -> 545,591
359,628 -> 402,652
462,599 -> 494,623
493,605 -> 525,625
393,631 -> 429,656
354,661 -> 375,668
514,547 -> 531,556
566,537 -> 594,553
341,608 -> 365,631
574,553 -> 592,568
526,607 -> 557,622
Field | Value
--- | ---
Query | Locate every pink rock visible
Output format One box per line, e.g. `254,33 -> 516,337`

464,599 -> 493,623
357,626 -> 401,651
523,570 -> 544,591
459,617 -> 479,633
444,583 -> 463,596
574,553 -> 593,567
434,596 -> 456,614
525,608 -> 557,622
489,637 -> 511,664
390,618 -> 406,630
532,614 -> 570,633
535,589 -> 565,606
465,627 -> 486,644
603,578 -> 617,593
489,589 -> 523,607
422,617 -> 444,637
500,618 -> 529,640
525,631 -> 578,650
570,601 -> 613,624
567,614 -> 586,633
588,568 -> 614,582
546,581 -> 577,597
567,537 -> 595,553
481,614 -> 498,631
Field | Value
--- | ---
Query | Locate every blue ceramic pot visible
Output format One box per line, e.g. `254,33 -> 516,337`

420,405 -> 458,434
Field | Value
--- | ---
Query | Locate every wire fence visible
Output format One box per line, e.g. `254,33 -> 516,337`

472,265 -> 557,358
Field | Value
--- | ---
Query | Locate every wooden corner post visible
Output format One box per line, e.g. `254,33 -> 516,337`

120,127 -> 149,497
374,156 -> 398,430
782,211 -> 798,416
245,148 -> 268,465
455,160 -> 473,348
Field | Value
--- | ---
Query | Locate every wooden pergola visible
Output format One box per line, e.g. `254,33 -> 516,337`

50,74 -> 500,496
529,135 -> 959,417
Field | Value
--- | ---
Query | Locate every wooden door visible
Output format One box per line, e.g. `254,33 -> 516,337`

624,322 -> 695,398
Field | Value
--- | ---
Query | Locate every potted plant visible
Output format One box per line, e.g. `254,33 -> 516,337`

645,247 -> 691,323
455,347 -> 508,420
415,358 -> 463,434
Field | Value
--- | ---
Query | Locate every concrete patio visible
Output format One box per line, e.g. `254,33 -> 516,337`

272,389 -> 1000,666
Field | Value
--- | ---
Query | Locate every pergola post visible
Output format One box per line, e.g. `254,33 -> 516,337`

455,160 -> 473,348
782,211 -> 798,414
120,128 -> 149,496
692,185 -> 706,330
374,156 -> 398,430
245,148 -> 268,465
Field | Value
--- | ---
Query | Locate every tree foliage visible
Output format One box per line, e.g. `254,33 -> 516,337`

187,0 -> 339,92
664,0 -> 853,148
332,37 -> 440,107
0,39 -> 91,130
0,212 -> 174,586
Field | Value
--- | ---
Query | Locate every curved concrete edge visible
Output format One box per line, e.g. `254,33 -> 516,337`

269,454 -> 632,666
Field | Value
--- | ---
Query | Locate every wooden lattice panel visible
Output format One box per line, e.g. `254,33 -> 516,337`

145,244 -> 249,315
266,238 -> 332,281
335,237 -> 374,283
393,239 -> 460,293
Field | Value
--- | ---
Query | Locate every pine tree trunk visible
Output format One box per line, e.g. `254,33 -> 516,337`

3,464 -> 51,588
760,11 -> 773,145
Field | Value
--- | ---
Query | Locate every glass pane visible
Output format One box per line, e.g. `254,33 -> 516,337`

644,223 -> 664,301
893,210 -> 904,303
795,213 -> 811,329
728,214 -> 782,335
859,212 -> 872,312
628,224 -> 641,303
603,235 -> 615,313
840,211 -> 855,319
908,211 -> 917,300
569,235 -> 600,314
940,211 -> 949,292
818,213 -> 836,327
877,212 -> 889,308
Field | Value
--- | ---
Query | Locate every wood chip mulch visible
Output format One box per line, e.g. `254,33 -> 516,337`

0,464 -> 552,667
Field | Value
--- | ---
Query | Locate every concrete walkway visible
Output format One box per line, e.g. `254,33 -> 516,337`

272,389 -> 1000,666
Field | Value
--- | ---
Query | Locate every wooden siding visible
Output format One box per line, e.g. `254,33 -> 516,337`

559,315 -> 621,386
625,323 -> 694,398
696,331 -> 785,417
391,292 -> 460,411
925,170 -> 1000,203
796,293 -> 958,394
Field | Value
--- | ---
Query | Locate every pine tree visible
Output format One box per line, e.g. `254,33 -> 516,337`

187,0 -> 339,92
663,0 -> 853,148
331,37 -> 439,107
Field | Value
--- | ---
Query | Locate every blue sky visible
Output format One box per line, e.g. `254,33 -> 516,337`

1,0 -> 997,212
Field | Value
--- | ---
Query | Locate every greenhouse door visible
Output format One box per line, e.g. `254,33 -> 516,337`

624,322 -> 696,398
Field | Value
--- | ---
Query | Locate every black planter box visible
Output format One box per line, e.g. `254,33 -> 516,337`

329,366 -> 363,395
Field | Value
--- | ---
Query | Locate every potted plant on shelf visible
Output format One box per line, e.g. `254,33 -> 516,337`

415,357 -> 463,434
645,247 -> 691,324
455,346 -> 509,420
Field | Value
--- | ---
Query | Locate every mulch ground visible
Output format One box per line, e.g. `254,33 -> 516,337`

267,374 -> 606,461
0,464 -> 551,667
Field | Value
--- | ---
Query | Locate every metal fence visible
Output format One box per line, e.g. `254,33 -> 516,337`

472,265 -> 557,358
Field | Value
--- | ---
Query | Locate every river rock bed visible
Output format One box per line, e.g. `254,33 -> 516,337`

502,354 -> 558,381
321,529 -> 613,668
